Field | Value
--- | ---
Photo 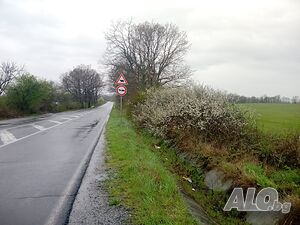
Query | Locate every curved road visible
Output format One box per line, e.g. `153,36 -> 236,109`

0,102 -> 113,225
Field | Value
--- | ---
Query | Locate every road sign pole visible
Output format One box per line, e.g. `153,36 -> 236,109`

120,95 -> 123,122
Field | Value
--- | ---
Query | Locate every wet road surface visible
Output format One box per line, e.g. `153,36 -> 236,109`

0,102 -> 113,225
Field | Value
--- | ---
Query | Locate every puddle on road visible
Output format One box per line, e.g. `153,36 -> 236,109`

73,120 -> 100,139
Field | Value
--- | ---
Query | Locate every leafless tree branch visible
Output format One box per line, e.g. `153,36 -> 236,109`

0,61 -> 24,95
104,21 -> 191,91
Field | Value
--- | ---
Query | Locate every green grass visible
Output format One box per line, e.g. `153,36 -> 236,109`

106,107 -> 197,225
244,163 -> 276,188
239,103 -> 300,133
271,169 -> 300,184
243,162 -> 300,197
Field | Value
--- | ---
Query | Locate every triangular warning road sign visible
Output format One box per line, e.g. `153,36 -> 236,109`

115,73 -> 128,85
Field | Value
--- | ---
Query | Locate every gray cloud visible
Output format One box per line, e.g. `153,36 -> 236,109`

0,0 -> 299,97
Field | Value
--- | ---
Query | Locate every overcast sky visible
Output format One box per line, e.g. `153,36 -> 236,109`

0,0 -> 299,97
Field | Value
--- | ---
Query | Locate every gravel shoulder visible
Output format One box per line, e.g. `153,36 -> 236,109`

68,128 -> 129,225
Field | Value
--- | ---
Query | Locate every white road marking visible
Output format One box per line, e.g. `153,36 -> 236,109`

68,115 -> 80,118
0,130 -> 17,144
0,106 -> 103,149
48,120 -> 63,124
60,117 -> 72,120
0,123 -> 61,149
32,124 -> 46,131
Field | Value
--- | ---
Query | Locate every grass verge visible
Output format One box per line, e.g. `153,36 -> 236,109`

106,107 -> 197,225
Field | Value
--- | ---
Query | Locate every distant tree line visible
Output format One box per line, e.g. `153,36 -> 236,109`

0,62 -> 105,118
227,93 -> 300,104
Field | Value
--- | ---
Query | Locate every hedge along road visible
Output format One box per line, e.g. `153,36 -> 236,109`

0,102 -> 113,225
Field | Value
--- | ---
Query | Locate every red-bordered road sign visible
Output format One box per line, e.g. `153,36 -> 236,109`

115,73 -> 128,85
116,85 -> 127,96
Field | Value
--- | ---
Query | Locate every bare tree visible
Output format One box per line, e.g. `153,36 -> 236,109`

0,61 -> 24,95
104,21 -> 191,91
61,65 -> 104,108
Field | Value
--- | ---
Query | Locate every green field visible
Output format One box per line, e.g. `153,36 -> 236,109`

240,103 -> 300,134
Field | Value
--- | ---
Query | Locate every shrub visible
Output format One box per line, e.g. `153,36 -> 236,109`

6,74 -> 55,113
133,85 -> 255,147
266,134 -> 300,168
0,96 -> 19,118
132,85 -> 300,170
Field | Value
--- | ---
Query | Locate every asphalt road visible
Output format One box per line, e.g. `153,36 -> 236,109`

0,102 -> 113,225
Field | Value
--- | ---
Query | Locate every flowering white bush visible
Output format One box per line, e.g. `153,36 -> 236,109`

133,85 -> 254,145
